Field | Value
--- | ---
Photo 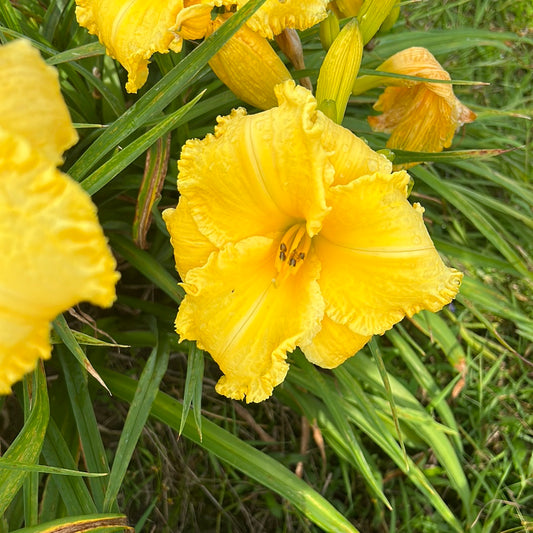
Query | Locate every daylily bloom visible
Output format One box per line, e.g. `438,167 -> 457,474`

0,40 -> 120,395
164,80 -> 462,403
75,0 -> 328,96
352,47 -> 476,156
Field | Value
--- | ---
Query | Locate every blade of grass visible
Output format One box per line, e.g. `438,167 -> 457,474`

10,514 -> 131,533
80,92 -> 204,195
103,324 -> 170,511
57,345 -> 111,511
41,418 -> 98,515
0,364 -> 49,516
180,343 -> 204,440
98,368 -> 360,533
53,314 -> 110,393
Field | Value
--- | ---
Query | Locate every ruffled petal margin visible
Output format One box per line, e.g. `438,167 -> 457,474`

315,171 -> 462,336
0,129 -> 119,394
75,0 -> 185,92
178,81 -> 332,248
175,236 -> 323,402
0,40 -> 78,165
301,314 -> 371,368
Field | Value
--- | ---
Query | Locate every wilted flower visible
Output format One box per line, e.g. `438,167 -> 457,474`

0,40 -> 120,394
164,80 -> 462,403
353,47 -> 476,156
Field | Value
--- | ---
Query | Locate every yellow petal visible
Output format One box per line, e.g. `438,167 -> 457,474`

162,197 -> 217,279
0,130 -> 120,394
214,0 -> 328,39
176,236 -> 324,402
319,113 -> 392,185
0,40 -> 78,165
314,171 -> 462,336
0,313 -> 50,395
172,2 -> 212,40
354,47 -> 476,155
178,81 -> 333,248
75,0 -> 185,93
301,314 -> 371,368
207,15 -> 292,110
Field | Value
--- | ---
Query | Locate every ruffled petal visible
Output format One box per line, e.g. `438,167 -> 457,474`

172,2 -> 212,40
0,40 -> 78,165
369,84 -> 458,153
162,197 -> 217,279
207,15 -> 291,110
314,171 -> 462,336
0,312 -> 50,395
176,235 -> 324,402
356,47 -> 476,155
75,0 -> 185,92
0,130 -> 120,393
212,0 -> 328,38
319,114 -> 392,185
301,314 -> 371,368
178,81 -> 333,248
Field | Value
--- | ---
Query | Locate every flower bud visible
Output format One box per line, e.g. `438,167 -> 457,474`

207,15 -> 292,110
316,18 -> 363,123
319,10 -> 340,51
358,0 -> 398,44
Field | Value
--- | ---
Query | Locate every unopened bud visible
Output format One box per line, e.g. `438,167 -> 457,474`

358,0 -> 398,44
316,18 -> 363,124
319,11 -> 340,51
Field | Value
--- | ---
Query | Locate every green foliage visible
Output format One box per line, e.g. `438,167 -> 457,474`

1,0 -> 531,531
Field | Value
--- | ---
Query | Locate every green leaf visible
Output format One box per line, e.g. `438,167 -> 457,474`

0,365 -> 50,516
98,368 -> 359,533
180,343 -> 205,439
103,325 -> 170,512
80,91 -> 204,195
10,513 -> 131,533
41,418 -> 98,515
57,346 -> 111,511
0,460 -> 107,478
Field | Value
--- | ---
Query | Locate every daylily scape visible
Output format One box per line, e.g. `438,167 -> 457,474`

164,81 -> 463,402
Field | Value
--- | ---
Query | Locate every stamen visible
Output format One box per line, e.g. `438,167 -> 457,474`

273,223 -> 312,286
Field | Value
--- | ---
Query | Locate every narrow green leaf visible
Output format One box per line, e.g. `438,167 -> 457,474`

391,147 -> 517,165
10,513 -> 131,533
80,92 -> 204,195
98,368 -> 359,533
57,346 -> 111,511
41,418 -> 98,515
179,343 -> 205,439
368,339 -> 408,470
0,365 -> 49,516
103,325 -> 170,511
68,0 -> 268,181
45,42 -> 106,65
0,459 -> 107,477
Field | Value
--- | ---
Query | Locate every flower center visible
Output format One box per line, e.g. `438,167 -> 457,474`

273,223 -> 312,286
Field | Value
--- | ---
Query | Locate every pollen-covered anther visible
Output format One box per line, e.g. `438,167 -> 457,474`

274,223 -> 312,286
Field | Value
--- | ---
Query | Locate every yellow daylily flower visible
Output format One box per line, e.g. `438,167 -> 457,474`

75,0 -> 328,94
0,40 -> 120,395
353,47 -> 476,156
164,80 -> 462,403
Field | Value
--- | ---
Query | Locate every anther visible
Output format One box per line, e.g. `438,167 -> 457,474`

279,251 -> 286,261
289,258 -> 297,267
299,252 -> 305,260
